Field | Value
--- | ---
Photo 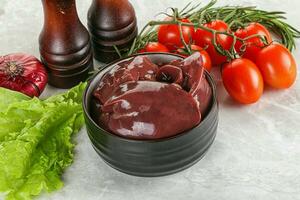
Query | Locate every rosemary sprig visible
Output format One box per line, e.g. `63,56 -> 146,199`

121,0 -> 299,58
188,1 -> 300,51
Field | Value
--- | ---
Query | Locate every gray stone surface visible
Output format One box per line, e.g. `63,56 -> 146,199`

0,0 -> 300,200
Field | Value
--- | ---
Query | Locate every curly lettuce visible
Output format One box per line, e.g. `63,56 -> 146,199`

0,83 -> 87,200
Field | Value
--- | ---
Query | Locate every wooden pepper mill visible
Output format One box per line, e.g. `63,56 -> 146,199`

87,0 -> 138,63
39,0 -> 93,88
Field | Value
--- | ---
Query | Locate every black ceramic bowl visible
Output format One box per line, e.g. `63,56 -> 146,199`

83,53 -> 218,177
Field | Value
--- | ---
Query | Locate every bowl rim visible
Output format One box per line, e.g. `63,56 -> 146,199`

83,52 -> 218,143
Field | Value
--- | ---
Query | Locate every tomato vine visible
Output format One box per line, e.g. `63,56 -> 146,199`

118,0 -> 300,59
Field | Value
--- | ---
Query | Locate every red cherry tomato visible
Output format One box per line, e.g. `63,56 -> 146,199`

222,58 -> 264,104
0,53 -> 48,97
138,42 -> 169,53
235,23 -> 272,62
158,18 -> 194,51
193,20 -> 233,66
256,43 -> 297,89
176,45 -> 212,71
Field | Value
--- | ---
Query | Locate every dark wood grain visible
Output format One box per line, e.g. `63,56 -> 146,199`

87,0 -> 138,63
39,0 -> 93,88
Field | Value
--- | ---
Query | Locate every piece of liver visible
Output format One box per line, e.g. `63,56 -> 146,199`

93,52 -> 212,139
93,56 -> 158,104
100,81 -> 201,139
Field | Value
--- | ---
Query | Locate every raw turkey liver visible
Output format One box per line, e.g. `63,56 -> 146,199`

100,81 -> 201,139
93,52 -> 212,139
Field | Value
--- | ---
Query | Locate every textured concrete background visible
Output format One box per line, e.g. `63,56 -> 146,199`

0,0 -> 300,200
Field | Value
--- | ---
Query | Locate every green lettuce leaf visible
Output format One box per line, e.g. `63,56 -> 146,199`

0,82 -> 87,200
0,87 -> 30,111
